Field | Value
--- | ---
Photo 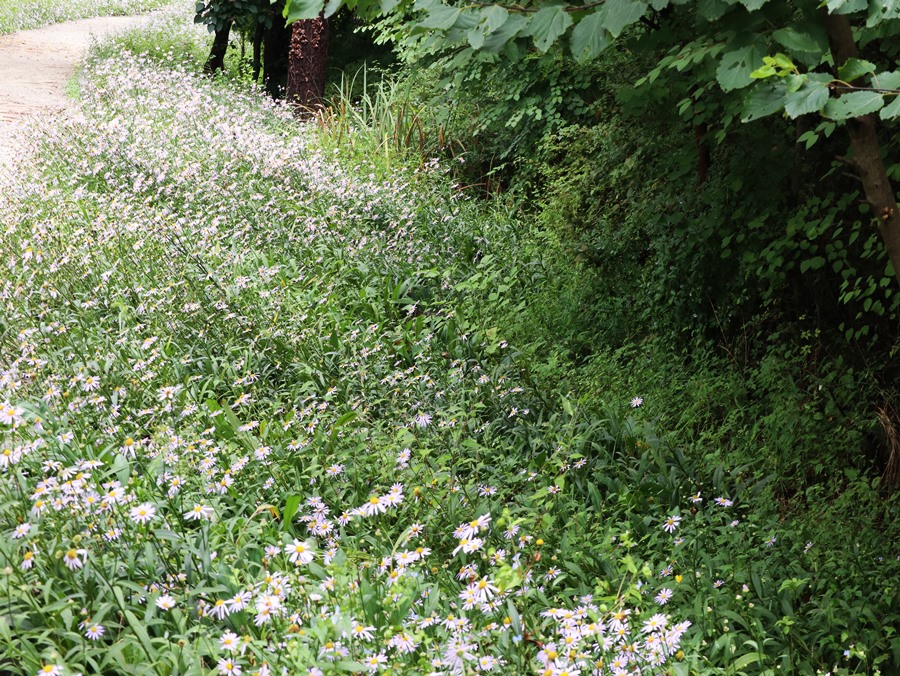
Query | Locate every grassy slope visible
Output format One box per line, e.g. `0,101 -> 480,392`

0,9 -> 897,675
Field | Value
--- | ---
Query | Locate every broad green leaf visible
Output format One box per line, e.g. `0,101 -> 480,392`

741,81 -> 787,122
868,0 -> 900,27
784,79 -> 830,118
528,6 -> 573,52
284,0 -> 325,22
839,57 -> 876,82
826,0 -> 866,13
419,5 -> 462,30
750,63 -> 777,79
483,13 -> 527,51
873,71 -> 900,89
467,27 -> 485,49
717,43 -> 767,92
879,95 -> 900,120
772,25 -> 827,54
739,0 -> 769,9
599,0 -> 647,38
571,13 -> 612,62
697,0 -> 731,20
784,73 -> 805,93
823,91 -> 884,120
481,5 -> 509,33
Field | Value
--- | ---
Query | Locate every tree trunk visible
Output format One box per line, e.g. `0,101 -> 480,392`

204,21 -> 232,75
822,11 -> 900,285
694,122 -> 710,185
263,10 -> 291,99
252,22 -> 264,84
286,16 -> 329,113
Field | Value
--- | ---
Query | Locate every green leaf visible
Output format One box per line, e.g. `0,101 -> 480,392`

868,0 -> 900,27
798,129 -> 819,149
879,95 -> 900,120
784,79 -> 830,118
308,561 -> 328,579
419,5 -> 462,30
741,81 -> 787,122
599,0 -> 647,38
772,25 -> 826,54
333,411 -> 358,427
826,0 -> 866,13
750,63 -> 776,79
839,57 -> 876,82
124,610 -> 157,660
528,6 -> 573,52
873,71 -> 900,89
467,27 -> 485,49
112,453 -> 131,484
152,529 -> 181,543
282,495 -> 303,530
697,0 -> 731,20
800,257 -> 826,272
336,661 -> 368,672
482,14 -> 527,51
506,599 -> 522,634
725,652 -> 765,674
571,12 -> 611,61
481,5 -> 509,32
284,0 -> 325,22
823,91 -> 884,120
739,0 -> 769,9
717,43 -> 767,92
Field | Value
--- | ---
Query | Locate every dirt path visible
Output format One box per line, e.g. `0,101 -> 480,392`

0,14 -> 152,171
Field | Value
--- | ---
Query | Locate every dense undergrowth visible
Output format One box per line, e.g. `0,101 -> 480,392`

0,0 -> 171,35
0,5 -> 899,675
